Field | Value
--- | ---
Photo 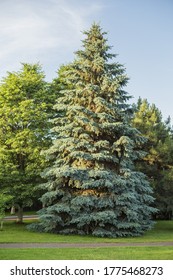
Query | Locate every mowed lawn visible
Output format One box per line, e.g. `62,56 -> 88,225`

1,247 -> 173,260
0,220 -> 173,260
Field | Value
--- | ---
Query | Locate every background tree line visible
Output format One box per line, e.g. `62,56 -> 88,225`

0,26 -> 172,225
132,98 -> 173,220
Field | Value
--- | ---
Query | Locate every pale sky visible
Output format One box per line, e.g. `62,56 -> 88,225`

0,0 -> 173,122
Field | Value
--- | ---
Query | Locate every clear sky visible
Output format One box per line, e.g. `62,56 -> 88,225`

0,0 -> 173,122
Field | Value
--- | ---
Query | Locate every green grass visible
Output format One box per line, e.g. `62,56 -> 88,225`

0,247 -> 173,260
0,220 -> 173,243
0,220 -> 173,260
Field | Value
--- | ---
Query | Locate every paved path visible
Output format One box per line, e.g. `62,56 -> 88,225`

0,242 -> 173,248
4,215 -> 38,221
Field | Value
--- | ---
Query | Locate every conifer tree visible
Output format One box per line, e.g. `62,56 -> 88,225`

132,98 -> 173,219
32,24 -> 156,237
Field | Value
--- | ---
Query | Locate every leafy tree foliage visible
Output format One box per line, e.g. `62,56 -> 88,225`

31,24 -> 156,237
132,98 -> 173,219
0,63 -> 55,222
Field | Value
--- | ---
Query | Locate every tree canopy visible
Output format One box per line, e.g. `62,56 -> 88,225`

132,98 -> 173,219
0,63 -> 55,222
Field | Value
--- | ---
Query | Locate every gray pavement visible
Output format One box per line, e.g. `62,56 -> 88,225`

0,242 -> 173,248
4,215 -> 38,220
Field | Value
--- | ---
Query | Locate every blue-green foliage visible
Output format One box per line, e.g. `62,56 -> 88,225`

28,24 -> 156,237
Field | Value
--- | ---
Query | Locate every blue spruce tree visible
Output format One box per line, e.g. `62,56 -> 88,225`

31,24 -> 156,237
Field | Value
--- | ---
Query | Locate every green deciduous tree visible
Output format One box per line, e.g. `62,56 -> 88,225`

0,63 -> 55,222
30,24 -> 156,237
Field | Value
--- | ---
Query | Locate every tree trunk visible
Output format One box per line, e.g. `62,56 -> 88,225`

0,219 -> 3,230
16,205 -> 23,223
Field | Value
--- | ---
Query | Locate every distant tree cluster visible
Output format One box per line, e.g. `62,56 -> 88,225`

132,98 -> 173,219
0,24 -> 172,237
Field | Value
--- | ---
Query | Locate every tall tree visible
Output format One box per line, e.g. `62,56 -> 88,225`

132,98 -> 173,219
31,24 -> 156,237
0,63 -> 55,222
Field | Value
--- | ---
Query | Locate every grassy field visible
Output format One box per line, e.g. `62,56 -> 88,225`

0,220 -> 173,243
0,220 -> 173,260
1,247 -> 173,260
